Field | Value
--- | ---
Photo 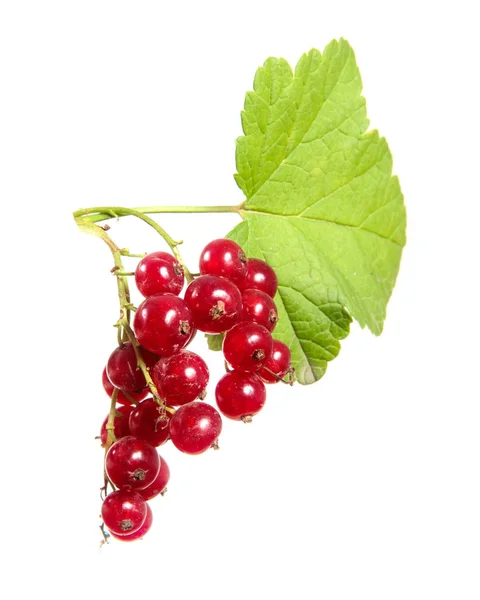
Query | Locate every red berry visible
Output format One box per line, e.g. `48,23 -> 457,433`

223,322 -> 273,373
184,275 -> 242,334
102,367 -> 149,406
238,258 -> 278,298
258,340 -> 292,383
134,294 -> 194,356
105,436 -> 160,490
152,350 -> 209,406
106,343 -> 157,392
109,504 -> 153,541
138,457 -> 170,501
241,288 -> 278,332
135,251 -> 184,297
170,402 -> 222,455
128,399 -> 171,447
215,371 -> 266,421
199,238 -> 247,285
100,405 -> 133,446
101,489 -> 147,536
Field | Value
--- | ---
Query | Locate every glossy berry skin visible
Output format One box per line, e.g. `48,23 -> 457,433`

152,350 -> 209,406
241,288 -> 278,332
105,436 -> 160,490
170,402 -> 222,455
138,457 -> 170,501
184,275 -> 242,334
223,322 -> 273,373
101,489 -> 147,536
215,371 -> 266,421
199,238 -> 247,285
100,405 -> 133,446
106,343 -> 158,392
134,294 -> 194,356
102,368 -> 149,406
109,504 -> 153,542
135,251 -> 184,297
258,340 -> 292,383
238,258 -> 278,298
128,399 -> 171,447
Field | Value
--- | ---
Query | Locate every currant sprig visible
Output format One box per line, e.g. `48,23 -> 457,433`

75,206 -> 294,545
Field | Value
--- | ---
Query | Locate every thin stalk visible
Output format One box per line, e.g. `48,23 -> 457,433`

74,203 -> 244,224
122,319 -> 164,408
75,207 -> 195,282
75,217 -> 166,406
75,218 -> 132,333
105,388 -> 119,448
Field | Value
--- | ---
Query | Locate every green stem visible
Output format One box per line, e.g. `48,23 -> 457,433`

74,204 -> 243,223
122,319 -> 165,408
75,219 -> 132,334
74,207 -> 196,282
105,388 -> 119,449
76,218 -> 166,408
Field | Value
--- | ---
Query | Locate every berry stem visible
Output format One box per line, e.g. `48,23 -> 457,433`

76,218 -> 167,408
74,203 -> 243,222
74,207 -> 197,282
76,218 -> 132,339
121,317 -> 165,409
105,387 -> 119,448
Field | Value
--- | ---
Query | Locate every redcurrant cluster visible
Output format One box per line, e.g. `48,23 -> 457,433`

99,239 -> 293,542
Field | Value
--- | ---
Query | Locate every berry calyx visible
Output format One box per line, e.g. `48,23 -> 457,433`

128,399 -> 172,447
223,322 -> 273,372
215,371 -> 266,421
241,288 -> 278,332
199,238 -> 247,285
152,350 -> 209,406
169,402 -> 222,455
101,489 -> 147,536
134,294 -> 194,356
109,504 -> 153,541
258,340 -> 292,383
105,436 -> 160,490
184,275 -> 242,334
138,457 -> 170,501
135,251 -> 184,297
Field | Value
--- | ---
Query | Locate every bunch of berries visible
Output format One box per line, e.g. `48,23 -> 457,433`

99,239 -> 293,542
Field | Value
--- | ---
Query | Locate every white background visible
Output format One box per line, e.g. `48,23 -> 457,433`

1,1 -> 479,599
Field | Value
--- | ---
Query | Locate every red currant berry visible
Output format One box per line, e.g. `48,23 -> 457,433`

184,275 -> 242,334
170,402 -> 222,455
101,489 -> 147,536
109,504 -> 153,541
258,340 -> 292,383
135,251 -> 184,297
128,399 -> 171,447
100,405 -> 133,446
134,294 -> 194,356
215,371 -> 266,421
102,368 -> 149,406
106,343 -> 157,392
238,258 -> 278,298
152,350 -> 209,406
138,456 -> 170,501
199,238 -> 247,285
105,436 -> 160,490
241,288 -> 278,332
223,322 -> 273,372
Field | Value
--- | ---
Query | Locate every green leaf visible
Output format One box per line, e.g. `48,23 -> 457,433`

205,333 -> 224,352
228,38 -> 406,385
